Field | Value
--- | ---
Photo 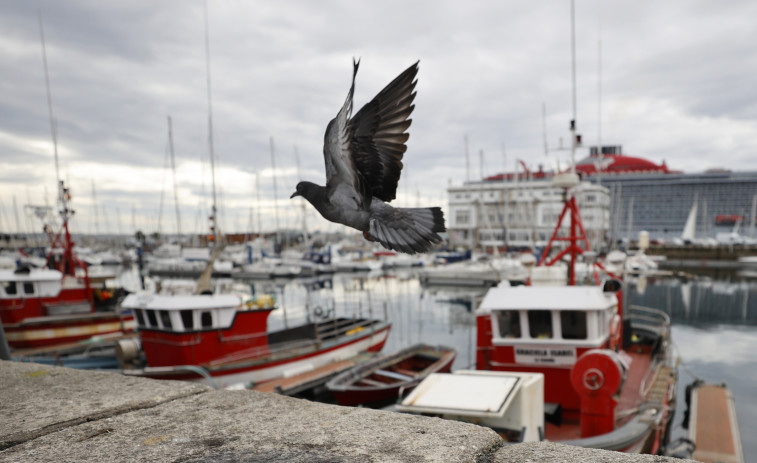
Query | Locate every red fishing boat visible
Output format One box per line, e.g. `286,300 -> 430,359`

117,292 -> 391,389
475,173 -> 678,453
398,172 -> 678,455
0,181 -> 135,349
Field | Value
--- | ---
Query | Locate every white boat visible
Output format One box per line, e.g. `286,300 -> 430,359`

419,255 -> 528,287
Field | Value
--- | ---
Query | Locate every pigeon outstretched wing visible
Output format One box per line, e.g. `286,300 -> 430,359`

347,61 -> 418,203
322,59 -> 367,207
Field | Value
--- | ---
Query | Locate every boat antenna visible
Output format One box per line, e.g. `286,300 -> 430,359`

569,0 -> 578,173
596,0 -> 603,165
542,102 -> 549,158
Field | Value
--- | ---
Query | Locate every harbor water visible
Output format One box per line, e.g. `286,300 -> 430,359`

119,267 -> 756,459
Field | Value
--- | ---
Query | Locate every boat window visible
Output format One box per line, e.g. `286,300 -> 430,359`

146,310 -> 158,327
200,311 -> 213,328
134,309 -> 145,327
159,310 -> 172,329
23,282 -> 35,295
528,311 -> 553,339
3,281 -> 17,296
181,310 -> 194,330
561,310 -> 587,340
496,310 -> 521,338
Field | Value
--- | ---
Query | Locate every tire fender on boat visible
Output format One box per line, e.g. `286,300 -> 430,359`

609,314 -> 622,349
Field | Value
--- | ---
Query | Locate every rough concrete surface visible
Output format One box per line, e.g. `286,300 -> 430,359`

492,441 -> 693,462
0,361 -> 209,450
0,361 -> 695,462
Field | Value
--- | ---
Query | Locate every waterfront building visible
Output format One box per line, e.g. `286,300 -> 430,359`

447,145 -> 757,250
446,174 -> 610,251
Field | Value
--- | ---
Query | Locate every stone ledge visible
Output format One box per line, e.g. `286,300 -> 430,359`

0,361 -> 693,462
0,360 -> 209,449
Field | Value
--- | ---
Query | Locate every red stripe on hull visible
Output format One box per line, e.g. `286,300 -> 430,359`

5,314 -> 135,349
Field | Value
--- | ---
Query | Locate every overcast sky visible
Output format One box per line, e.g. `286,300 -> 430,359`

2,1 -> 756,237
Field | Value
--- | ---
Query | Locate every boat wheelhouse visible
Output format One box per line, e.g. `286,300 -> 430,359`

118,293 -> 392,389
476,282 -> 623,415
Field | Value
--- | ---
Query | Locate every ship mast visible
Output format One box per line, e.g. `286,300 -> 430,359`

204,0 -> 218,247
39,13 -> 78,276
537,0 -> 601,286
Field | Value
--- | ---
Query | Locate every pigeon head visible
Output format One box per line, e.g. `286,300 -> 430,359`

290,181 -> 321,202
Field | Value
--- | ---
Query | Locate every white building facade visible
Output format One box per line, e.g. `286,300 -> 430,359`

447,178 -> 611,252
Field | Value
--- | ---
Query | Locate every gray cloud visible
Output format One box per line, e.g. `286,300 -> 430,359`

2,0 -> 756,235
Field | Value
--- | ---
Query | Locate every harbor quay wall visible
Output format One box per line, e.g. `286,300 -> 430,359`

0,361 -> 693,463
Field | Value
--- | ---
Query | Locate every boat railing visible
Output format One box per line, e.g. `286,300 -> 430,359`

627,304 -> 671,329
210,338 -> 318,366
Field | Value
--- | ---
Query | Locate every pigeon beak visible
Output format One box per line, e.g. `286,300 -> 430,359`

290,191 -> 300,199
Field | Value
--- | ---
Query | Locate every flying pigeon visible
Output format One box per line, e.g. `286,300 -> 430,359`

291,60 -> 445,254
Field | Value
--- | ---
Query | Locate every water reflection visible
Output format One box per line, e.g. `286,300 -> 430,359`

626,277 -> 757,325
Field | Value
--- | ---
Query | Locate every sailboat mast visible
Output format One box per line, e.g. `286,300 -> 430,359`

270,137 -> 281,246
203,0 -> 218,243
293,145 -> 307,236
167,116 -> 182,238
39,13 -> 61,195
39,12 -> 76,275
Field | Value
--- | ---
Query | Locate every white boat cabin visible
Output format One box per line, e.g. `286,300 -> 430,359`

477,283 -> 620,363
0,268 -> 62,299
121,293 -> 245,333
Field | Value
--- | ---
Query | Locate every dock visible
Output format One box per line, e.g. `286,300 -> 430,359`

252,358 -> 357,395
689,383 -> 745,463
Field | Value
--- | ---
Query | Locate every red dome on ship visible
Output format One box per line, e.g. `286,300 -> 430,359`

482,146 -> 674,182
575,152 -> 670,175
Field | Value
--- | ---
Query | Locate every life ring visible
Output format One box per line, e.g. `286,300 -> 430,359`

313,306 -> 324,317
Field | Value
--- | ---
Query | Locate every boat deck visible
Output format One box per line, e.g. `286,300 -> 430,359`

546,348 -> 657,442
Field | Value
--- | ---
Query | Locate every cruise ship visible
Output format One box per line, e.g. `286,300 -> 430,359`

447,145 -> 757,250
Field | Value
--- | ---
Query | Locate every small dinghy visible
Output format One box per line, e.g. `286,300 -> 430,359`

326,343 -> 456,407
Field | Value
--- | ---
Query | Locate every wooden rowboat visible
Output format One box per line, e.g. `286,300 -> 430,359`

326,343 -> 456,407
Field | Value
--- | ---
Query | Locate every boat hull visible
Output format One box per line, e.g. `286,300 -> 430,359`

4,312 -> 136,349
126,320 -> 391,389
327,344 -> 456,407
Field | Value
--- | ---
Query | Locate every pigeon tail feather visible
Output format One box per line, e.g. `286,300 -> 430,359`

369,206 -> 446,254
